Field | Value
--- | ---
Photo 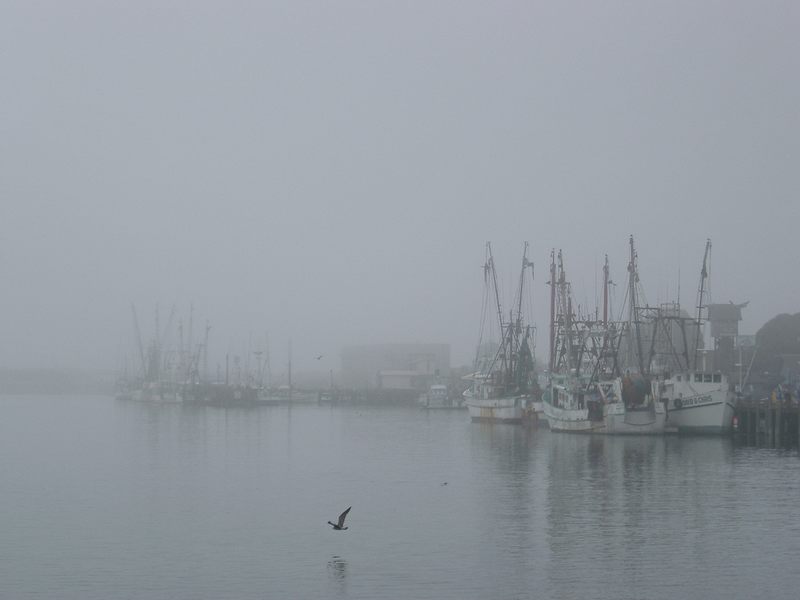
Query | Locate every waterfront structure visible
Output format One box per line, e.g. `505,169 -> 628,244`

340,343 -> 450,402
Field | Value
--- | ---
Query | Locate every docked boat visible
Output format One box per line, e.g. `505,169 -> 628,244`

120,304 -> 197,404
131,381 -> 183,403
419,384 -> 462,409
652,371 -> 734,433
646,241 -> 735,433
464,374 -> 534,422
464,242 -> 541,424
543,241 -> 666,434
546,372 -> 666,434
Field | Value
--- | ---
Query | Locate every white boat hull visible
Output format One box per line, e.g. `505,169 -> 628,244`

655,375 -> 735,434
466,397 -> 525,423
543,401 -> 597,432
132,388 -> 182,403
544,401 -> 666,434
603,402 -> 666,434
667,399 -> 734,433
666,391 -> 734,433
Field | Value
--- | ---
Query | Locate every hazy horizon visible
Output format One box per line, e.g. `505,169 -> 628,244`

3,1 -> 798,373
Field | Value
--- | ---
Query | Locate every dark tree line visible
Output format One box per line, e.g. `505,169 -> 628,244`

754,312 -> 800,378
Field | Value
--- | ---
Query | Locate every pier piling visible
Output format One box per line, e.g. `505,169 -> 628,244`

736,397 -> 800,449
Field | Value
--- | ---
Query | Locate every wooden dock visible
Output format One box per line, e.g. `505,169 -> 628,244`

734,397 -> 800,448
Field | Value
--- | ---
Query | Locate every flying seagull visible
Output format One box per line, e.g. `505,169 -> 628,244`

328,506 -> 351,530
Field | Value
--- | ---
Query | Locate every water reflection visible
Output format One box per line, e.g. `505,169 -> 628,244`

545,435 -> 665,597
326,555 -> 348,595
7,399 -> 800,599
467,423 -> 545,589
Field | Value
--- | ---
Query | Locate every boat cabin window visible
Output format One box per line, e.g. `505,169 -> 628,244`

713,373 -> 722,383
704,374 -> 713,383
694,373 -> 703,382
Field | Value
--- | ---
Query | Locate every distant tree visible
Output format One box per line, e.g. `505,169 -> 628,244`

754,313 -> 800,376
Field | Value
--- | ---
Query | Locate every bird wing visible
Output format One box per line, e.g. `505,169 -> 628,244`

337,506 -> 351,527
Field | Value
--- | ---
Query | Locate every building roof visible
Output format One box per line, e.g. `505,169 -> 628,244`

707,303 -> 744,321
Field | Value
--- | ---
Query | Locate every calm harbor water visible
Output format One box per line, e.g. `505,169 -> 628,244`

1,395 -> 799,599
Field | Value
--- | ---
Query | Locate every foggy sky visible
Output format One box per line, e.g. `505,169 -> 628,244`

2,1 -> 798,373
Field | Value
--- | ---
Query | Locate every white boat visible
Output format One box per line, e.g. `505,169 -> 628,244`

653,371 -> 734,433
545,373 -> 666,434
466,396 -> 533,422
131,381 -> 183,403
645,241 -> 735,434
256,387 -> 284,405
266,384 -> 317,404
420,384 -> 462,409
544,372 -> 599,432
464,242 -> 542,424
543,243 -> 666,435
123,303 -> 201,404
464,373 -> 535,422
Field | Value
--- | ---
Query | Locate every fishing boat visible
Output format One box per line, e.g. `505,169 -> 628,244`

543,241 -> 666,434
127,305 -> 184,403
646,240 -> 735,433
546,372 -> 665,434
132,381 -> 182,403
653,370 -> 734,433
464,243 -> 541,424
122,304 -> 216,404
419,384 -> 462,409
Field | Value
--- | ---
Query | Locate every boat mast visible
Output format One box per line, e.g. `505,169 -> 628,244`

595,254 -> 614,378
602,254 -> 609,326
485,243 -> 507,377
288,338 -> 293,401
187,304 -> 194,377
486,243 -> 504,341
203,321 -> 211,383
627,236 -> 645,374
693,239 -> 711,370
557,250 -> 574,373
515,242 -> 532,323
154,305 -> 161,380
177,320 -> 184,381
512,242 -> 533,380
264,332 -> 271,390
548,250 -> 557,372
563,253 -> 573,370
130,303 -> 147,380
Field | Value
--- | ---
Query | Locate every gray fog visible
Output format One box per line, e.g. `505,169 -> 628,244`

2,1 -> 798,373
